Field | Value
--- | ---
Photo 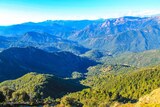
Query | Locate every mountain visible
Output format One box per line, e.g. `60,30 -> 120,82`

0,36 -> 10,51
0,20 -> 103,38
81,50 -> 110,60
0,16 -> 160,54
61,65 -> 160,106
0,36 -> 18,52
0,47 -> 97,81
69,16 -> 160,54
101,49 -> 160,67
0,72 -> 85,103
11,31 -> 89,54
81,64 -> 136,87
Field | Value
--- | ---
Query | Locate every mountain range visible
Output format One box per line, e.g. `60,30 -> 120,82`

0,16 -> 160,54
0,15 -> 160,106
0,31 -> 89,54
12,31 -> 89,54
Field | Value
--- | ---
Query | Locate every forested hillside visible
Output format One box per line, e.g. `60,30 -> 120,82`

99,49 -> 160,67
0,72 -> 85,105
59,65 -> 160,107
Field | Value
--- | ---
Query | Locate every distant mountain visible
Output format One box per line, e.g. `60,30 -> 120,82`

12,31 -> 89,54
0,20 -> 103,38
0,36 -> 18,52
0,47 -> 97,81
69,16 -> 160,54
0,36 -> 10,51
0,16 -> 160,54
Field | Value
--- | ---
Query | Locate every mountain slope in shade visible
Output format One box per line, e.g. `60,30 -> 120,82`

0,47 -> 97,82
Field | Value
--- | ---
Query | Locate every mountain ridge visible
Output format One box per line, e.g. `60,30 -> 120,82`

0,16 -> 160,54
0,47 -> 97,81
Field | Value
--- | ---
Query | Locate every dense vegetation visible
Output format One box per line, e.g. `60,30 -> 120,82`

101,50 -> 160,67
2,64 -> 160,106
81,50 -> 105,60
82,49 -> 160,69
0,72 -> 85,105
61,65 -> 160,107
81,64 -> 136,87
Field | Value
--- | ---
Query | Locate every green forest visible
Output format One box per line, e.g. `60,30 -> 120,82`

1,64 -> 160,107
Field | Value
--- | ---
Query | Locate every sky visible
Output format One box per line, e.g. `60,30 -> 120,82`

0,0 -> 160,25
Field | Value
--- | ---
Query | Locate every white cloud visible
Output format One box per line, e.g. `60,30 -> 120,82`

125,9 -> 160,17
0,9 -> 160,26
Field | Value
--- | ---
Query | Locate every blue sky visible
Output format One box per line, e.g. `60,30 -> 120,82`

0,0 -> 160,25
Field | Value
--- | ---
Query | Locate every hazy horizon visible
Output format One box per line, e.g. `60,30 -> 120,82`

0,0 -> 160,25
1,14 -> 160,26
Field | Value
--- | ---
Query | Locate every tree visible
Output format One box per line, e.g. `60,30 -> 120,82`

1,86 -> 14,101
60,96 -> 83,107
72,71 -> 83,79
0,91 -> 5,102
43,96 -> 54,104
12,91 -> 30,102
